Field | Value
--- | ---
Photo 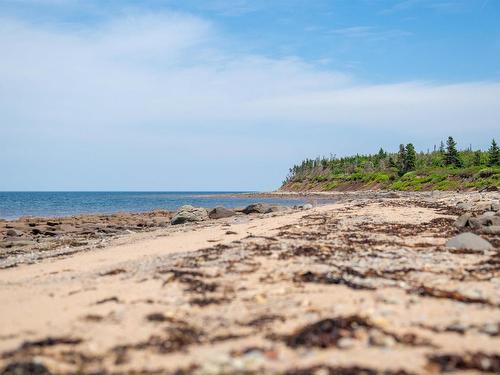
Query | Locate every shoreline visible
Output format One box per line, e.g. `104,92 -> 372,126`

0,191 -> 498,374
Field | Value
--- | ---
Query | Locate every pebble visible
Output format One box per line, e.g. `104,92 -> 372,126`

337,337 -> 357,349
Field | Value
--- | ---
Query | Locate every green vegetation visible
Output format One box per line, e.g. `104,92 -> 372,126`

282,137 -> 500,191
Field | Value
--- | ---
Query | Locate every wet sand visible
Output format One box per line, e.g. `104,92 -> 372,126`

0,191 -> 499,375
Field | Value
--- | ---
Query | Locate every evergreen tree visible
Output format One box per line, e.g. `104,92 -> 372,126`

488,139 -> 499,166
405,143 -> 417,172
439,141 -> 445,154
388,156 -> 397,169
444,136 -> 462,167
473,150 -> 482,166
397,144 -> 407,175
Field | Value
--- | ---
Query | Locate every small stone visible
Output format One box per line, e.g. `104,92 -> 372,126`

369,330 -> 396,347
480,323 -> 499,336
492,201 -> 500,212
6,229 -> 23,237
446,232 -> 493,251
454,213 -> 472,228
337,337 -> 356,349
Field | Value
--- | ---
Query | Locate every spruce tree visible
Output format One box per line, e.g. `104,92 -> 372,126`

439,141 -> 445,154
388,156 -> 397,169
397,144 -> 407,175
444,136 -> 462,167
472,150 -> 482,166
405,143 -> 417,172
488,139 -> 499,166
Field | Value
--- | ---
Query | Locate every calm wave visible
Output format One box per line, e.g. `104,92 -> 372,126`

0,192 -> 309,220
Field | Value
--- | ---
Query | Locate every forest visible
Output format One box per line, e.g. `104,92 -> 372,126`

282,137 -> 500,191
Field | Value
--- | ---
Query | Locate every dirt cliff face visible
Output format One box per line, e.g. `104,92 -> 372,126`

0,192 -> 499,375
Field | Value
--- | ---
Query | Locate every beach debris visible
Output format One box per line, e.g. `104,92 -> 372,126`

171,205 -> 209,225
0,361 -> 52,375
293,270 -> 375,290
240,314 -> 285,328
411,285 -> 497,306
428,352 -> 500,373
208,206 -> 236,219
99,268 -> 126,277
284,366 -> 415,375
95,296 -> 120,305
116,325 -> 204,355
445,232 -> 493,251
283,316 -> 377,348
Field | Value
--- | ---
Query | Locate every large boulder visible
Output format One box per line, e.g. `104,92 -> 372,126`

171,205 -> 209,225
242,203 -> 272,214
208,206 -> 236,219
242,203 -> 291,214
445,232 -> 493,251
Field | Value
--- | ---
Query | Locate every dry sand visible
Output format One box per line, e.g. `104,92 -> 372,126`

0,192 -> 499,375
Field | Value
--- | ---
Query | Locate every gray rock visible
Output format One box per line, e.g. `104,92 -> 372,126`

492,201 -> 500,212
481,211 -> 496,218
454,213 -> 472,229
0,239 -> 35,248
242,203 -> 272,214
481,226 -> 500,235
456,202 -> 473,210
474,202 -> 493,212
265,205 -> 291,213
445,232 -> 493,251
467,217 -> 483,230
294,203 -> 313,210
208,206 -> 236,219
6,229 -> 23,237
171,205 -> 209,225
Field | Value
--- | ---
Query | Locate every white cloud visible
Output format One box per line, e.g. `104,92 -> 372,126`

1,12 -> 498,135
0,11 -> 499,189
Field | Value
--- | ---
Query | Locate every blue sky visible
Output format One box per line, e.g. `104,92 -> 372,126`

1,0 -> 499,190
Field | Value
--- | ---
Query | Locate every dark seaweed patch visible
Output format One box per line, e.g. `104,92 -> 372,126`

294,271 -> 375,290
428,352 -> 500,373
284,316 -> 372,348
1,362 -> 52,375
284,365 -> 415,375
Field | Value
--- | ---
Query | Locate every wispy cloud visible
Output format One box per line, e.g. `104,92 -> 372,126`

380,0 -> 468,15
0,9 -> 499,189
329,26 -> 412,41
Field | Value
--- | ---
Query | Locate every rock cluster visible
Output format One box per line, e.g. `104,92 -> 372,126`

171,203 -> 295,225
0,211 -> 172,261
454,199 -> 500,235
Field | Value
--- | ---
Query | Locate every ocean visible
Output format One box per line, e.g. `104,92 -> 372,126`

0,192 -> 309,220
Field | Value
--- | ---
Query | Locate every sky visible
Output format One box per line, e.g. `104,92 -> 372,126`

1,0 -> 499,191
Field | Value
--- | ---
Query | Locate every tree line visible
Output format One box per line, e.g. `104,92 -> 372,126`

285,137 -> 499,183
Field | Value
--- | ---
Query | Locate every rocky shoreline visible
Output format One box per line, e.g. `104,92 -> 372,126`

0,202 -> 313,269
0,191 -> 499,375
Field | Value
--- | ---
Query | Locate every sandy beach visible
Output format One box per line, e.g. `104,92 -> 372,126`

0,191 -> 499,375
